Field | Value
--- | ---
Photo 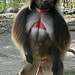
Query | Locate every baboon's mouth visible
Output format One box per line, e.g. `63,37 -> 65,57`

41,0 -> 48,2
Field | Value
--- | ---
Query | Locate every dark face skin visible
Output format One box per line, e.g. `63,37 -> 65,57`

34,0 -> 54,9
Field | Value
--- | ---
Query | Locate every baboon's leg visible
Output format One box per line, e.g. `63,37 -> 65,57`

18,58 -> 40,75
53,60 -> 64,75
18,57 -> 63,75
58,60 -> 64,75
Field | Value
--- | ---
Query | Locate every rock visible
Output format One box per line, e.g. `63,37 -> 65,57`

1,7 -> 19,13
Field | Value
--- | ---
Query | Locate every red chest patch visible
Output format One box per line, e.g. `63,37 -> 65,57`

32,8 -> 49,30
32,16 -> 46,30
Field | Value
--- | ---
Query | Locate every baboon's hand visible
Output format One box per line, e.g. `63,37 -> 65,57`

26,54 -> 33,64
52,62 -> 59,74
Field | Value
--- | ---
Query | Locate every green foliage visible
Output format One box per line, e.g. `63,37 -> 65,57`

61,0 -> 75,9
0,0 -> 75,12
0,0 -> 25,12
10,20 -> 14,24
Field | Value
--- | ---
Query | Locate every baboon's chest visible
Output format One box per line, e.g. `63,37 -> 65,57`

31,14 -> 47,41
26,9 -> 54,41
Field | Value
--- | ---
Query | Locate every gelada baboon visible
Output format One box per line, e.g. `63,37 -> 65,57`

11,0 -> 71,75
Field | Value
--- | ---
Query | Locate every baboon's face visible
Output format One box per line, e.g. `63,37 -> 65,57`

34,0 -> 54,9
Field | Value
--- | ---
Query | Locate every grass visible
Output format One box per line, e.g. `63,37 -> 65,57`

64,70 -> 75,75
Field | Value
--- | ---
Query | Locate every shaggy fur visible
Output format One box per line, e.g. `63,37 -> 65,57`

11,0 -> 70,75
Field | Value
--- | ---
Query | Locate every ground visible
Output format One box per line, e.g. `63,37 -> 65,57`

0,13 -> 75,75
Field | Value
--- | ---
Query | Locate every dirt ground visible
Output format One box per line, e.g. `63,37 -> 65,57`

0,13 -> 75,75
